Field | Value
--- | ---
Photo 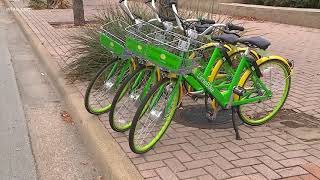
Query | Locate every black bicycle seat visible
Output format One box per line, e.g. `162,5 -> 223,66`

212,34 -> 239,45
200,19 -> 215,25
238,36 -> 271,50
195,23 -> 211,34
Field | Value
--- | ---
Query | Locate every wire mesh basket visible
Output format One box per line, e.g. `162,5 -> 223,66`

100,19 -> 131,57
125,21 -> 206,74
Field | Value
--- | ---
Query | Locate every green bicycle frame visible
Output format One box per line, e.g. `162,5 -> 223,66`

183,47 -> 234,92
190,50 -> 272,108
131,66 -> 158,101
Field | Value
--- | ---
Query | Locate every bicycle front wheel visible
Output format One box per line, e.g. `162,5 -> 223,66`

129,77 -> 180,154
109,66 -> 157,132
84,59 -> 132,115
237,59 -> 291,125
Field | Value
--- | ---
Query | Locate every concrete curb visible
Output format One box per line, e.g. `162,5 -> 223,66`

218,3 -> 320,29
1,1 -> 143,180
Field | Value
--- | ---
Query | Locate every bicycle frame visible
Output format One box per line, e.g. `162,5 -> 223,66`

125,43 -> 260,104
183,44 -> 256,92
185,47 -> 272,108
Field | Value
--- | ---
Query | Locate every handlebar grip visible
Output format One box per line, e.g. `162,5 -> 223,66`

227,23 -> 244,31
200,19 -> 215,25
169,0 -> 177,5
119,0 -> 125,3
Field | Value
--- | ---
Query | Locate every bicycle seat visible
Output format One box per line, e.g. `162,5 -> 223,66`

195,23 -> 211,34
212,34 -> 239,45
237,36 -> 271,50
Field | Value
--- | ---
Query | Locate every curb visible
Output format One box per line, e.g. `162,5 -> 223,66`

1,1 -> 143,179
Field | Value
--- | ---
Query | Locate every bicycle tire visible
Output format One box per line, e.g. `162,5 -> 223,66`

237,59 -> 291,125
109,65 -> 156,132
84,59 -> 132,115
129,77 -> 180,154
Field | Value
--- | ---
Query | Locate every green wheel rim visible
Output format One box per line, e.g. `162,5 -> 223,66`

111,67 -> 155,132
86,60 -> 132,114
133,79 -> 179,153
91,105 -> 112,114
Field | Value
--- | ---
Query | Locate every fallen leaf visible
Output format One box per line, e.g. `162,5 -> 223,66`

60,111 -> 73,124
80,162 -> 88,165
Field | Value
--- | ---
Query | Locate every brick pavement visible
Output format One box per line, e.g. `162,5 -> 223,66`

6,0 -> 320,179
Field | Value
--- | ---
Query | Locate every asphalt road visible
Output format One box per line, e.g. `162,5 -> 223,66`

0,7 -> 37,180
0,3 -> 100,180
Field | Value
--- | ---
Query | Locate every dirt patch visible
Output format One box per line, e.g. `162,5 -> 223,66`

269,109 -> 320,142
272,109 -> 320,128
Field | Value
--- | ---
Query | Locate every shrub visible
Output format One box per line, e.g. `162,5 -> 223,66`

48,0 -> 71,9
65,3 -> 153,81
65,1 -> 248,81
29,0 -> 47,10
250,0 -> 320,8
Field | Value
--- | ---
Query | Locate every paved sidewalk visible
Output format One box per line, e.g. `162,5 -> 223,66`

5,0 -> 320,179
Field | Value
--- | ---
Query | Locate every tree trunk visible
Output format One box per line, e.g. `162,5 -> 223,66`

47,0 -> 54,8
72,0 -> 85,26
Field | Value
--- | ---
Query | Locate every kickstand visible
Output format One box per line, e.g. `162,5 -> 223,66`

232,107 -> 242,140
178,101 -> 183,110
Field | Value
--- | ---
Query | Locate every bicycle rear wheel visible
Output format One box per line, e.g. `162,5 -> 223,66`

84,59 -> 132,115
109,66 -> 157,132
129,77 -> 180,154
237,59 -> 291,125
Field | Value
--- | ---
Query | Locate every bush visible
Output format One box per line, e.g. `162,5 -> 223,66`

65,1 -> 248,81
29,0 -> 47,10
250,0 -> 320,8
65,3 -> 153,81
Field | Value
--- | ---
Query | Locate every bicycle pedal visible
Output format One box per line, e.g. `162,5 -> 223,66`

233,86 -> 245,96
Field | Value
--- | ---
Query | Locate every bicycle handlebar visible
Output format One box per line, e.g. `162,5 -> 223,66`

119,0 -> 243,38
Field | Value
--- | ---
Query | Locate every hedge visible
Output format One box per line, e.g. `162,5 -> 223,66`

250,0 -> 320,9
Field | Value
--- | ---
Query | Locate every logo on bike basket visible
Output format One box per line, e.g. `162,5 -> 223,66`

160,54 -> 166,60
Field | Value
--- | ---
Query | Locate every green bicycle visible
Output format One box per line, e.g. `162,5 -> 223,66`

108,23 -> 261,132
125,22 -> 292,154
84,0 -> 211,114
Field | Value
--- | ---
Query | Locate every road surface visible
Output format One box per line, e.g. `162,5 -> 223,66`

0,3 -> 100,180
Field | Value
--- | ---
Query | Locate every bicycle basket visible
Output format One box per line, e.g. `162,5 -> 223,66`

125,21 -> 205,73
100,20 -> 130,56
